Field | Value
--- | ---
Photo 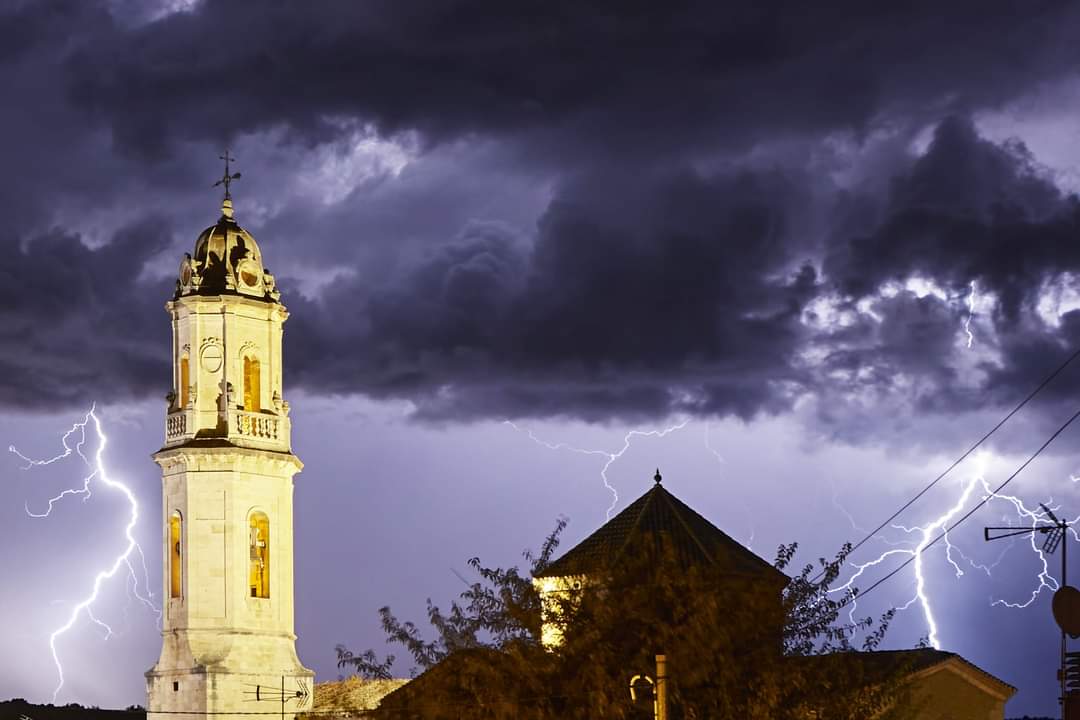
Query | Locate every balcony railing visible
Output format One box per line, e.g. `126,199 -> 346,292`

164,408 -> 288,447
233,410 -> 280,441
165,411 -> 189,441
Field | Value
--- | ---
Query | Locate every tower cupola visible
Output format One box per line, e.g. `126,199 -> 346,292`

176,198 -> 279,302
162,153 -> 292,451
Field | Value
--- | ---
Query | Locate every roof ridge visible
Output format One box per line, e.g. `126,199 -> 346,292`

534,478 -> 787,582
662,488 -> 778,574
611,484 -> 660,564
657,485 -> 718,566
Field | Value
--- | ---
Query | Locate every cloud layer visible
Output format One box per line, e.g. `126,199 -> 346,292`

3,0 -> 1080,443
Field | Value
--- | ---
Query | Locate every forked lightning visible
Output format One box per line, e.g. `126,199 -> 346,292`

9,405 -> 158,701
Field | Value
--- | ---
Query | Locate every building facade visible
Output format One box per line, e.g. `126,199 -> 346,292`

145,187 -> 313,718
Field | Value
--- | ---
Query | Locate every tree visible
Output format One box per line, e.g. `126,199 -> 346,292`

337,521 -> 916,719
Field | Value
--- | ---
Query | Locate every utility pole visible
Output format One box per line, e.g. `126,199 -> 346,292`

655,654 -> 668,720
986,503 -> 1069,718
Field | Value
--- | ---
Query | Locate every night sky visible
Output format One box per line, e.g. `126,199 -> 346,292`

6,1 -> 1080,715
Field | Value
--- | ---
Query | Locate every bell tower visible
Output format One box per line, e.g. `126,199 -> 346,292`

146,156 -> 314,718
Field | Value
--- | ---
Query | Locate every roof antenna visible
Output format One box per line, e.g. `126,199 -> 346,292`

654,468 -> 662,484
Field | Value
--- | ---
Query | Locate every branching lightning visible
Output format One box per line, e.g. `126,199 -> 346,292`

9,405 -> 159,702
833,450 -> 1080,650
980,492 -> 1076,610
11,417 -> 96,518
504,418 -> 690,520
832,464 -> 980,647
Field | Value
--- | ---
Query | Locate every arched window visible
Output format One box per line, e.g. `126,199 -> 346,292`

169,511 -> 182,599
243,356 -> 261,412
249,511 -> 270,598
179,356 -> 190,409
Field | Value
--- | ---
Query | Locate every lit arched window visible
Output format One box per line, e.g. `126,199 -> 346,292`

249,512 -> 270,598
243,356 -> 261,412
170,511 -> 182,599
179,356 -> 190,409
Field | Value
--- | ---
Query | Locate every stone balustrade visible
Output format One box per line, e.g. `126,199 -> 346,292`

233,409 -> 280,441
164,408 -> 289,447
166,411 -> 189,441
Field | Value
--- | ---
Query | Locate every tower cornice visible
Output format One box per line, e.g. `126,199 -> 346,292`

153,442 -> 303,474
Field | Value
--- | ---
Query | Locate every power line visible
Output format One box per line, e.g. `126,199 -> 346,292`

816,344 -> 1080,582
824,404 -> 1080,622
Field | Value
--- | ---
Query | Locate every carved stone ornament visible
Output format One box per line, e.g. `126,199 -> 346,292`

200,338 -> 224,373
237,258 -> 262,290
179,253 -> 193,287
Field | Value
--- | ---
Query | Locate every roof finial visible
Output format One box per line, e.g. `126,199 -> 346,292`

654,468 -> 662,484
213,149 -> 242,219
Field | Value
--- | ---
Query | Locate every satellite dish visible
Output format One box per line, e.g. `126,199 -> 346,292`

1053,585 -> 1080,638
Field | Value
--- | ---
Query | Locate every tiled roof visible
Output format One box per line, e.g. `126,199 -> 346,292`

311,676 -> 410,716
535,474 -> 786,584
795,649 -> 1016,698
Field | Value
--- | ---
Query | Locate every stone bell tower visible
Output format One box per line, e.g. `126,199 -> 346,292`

146,157 -> 313,718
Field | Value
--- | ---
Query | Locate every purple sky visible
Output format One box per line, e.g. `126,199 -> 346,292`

7,1 -> 1080,715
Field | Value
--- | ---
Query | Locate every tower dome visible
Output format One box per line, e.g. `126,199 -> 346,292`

175,198 -> 280,302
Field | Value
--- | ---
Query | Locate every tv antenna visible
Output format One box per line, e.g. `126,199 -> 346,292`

986,503 -> 1073,715
242,676 -> 311,720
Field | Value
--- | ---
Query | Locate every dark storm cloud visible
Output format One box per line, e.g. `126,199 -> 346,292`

280,116 -> 1080,429
808,117 -> 1080,439
0,219 -> 172,409
60,0 -> 1080,160
4,0 -> 1080,434
287,166 -> 818,420
827,117 -> 1078,311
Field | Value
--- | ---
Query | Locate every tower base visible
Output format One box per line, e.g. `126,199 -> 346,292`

146,629 -> 313,719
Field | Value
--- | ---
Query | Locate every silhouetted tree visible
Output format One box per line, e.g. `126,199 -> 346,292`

337,521 -> 915,719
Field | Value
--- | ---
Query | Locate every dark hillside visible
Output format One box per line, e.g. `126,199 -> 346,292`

0,699 -> 144,720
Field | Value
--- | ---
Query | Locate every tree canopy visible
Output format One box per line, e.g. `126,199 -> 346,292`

335,521 -> 917,719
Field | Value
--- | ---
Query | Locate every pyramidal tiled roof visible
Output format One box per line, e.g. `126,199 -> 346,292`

535,473 -> 787,584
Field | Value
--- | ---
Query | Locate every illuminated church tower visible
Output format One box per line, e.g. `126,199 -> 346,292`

146,156 -> 314,718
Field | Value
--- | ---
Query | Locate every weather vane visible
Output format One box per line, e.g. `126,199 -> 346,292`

213,150 -> 242,200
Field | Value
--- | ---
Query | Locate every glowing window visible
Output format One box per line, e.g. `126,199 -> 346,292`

243,356 -> 261,412
179,356 -> 190,409
249,512 -> 270,599
169,511 -> 182,599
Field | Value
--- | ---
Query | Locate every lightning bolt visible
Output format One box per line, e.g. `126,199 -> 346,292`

981,492 -> 1071,609
857,278 -> 1077,630
831,466 -> 980,648
964,279 -> 978,349
9,404 -> 159,702
504,418 -> 690,520
702,422 -> 725,467
833,451 -> 1079,649
704,422 -> 755,548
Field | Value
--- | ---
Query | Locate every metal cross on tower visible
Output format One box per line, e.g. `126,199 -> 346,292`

213,150 -> 242,200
